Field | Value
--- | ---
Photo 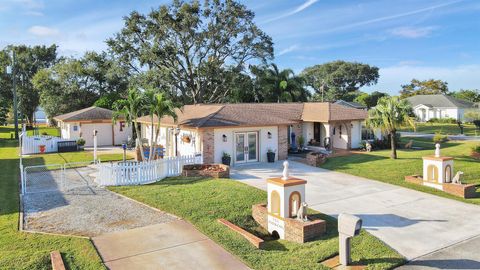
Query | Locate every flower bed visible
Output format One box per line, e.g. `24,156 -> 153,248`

182,164 -> 230,178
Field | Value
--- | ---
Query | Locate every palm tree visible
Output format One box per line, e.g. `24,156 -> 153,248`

113,88 -> 146,160
144,89 -> 180,161
253,64 -> 309,102
367,96 -> 415,159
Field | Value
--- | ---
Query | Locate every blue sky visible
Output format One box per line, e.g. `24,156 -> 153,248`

1,0 -> 479,95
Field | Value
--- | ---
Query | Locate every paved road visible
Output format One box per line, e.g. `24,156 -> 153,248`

400,131 -> 480,141
231,161 -> 480,264
93,220 -> 250,270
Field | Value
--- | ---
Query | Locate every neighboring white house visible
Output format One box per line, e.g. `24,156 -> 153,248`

406,94 -> 475,122
138,103 -> 372,165
34,106 -> 48,125
53,106 -> 132,147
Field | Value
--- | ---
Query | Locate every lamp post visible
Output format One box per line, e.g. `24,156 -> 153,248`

6,50 -> 19,139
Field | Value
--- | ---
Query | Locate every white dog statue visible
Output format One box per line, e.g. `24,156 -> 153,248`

297,202 -> 308,222
452,171 -> 464,184
365,141 -> 372,152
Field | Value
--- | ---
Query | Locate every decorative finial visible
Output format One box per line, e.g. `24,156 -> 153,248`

435,143 -> 441,157
282,160 -> 289,180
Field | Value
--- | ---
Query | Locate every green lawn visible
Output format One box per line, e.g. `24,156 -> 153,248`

110,178 -> 405,270
321,138 -> 480,204
399,123 -> 479,136
0,126 -> 127,269
0,125 -> 60,138
26,126 -> 60,137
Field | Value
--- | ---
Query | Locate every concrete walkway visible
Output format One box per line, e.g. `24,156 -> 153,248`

231,161 -> 480,263
93,220 -> 250,270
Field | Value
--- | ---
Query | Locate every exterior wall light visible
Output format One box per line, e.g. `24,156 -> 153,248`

267,131 -> 272,139
222,134 -> 227,142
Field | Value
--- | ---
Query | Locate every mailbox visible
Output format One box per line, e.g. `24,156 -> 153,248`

338,213 -> 362,266
338,213 -> 362,237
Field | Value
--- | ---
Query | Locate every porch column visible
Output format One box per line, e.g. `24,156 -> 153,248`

278,125 -> 288,160
345,122 -> 352,149
201,128 -> 214,164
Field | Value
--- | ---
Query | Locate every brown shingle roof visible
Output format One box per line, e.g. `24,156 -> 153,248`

302,102 -> 368,122
53,106 -> 118,122
138,102 -> 367,128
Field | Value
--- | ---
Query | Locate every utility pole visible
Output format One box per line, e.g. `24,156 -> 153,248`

11,50 -> 19,140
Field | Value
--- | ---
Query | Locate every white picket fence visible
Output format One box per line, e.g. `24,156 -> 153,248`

20,132 -> 73,154
96,153 -> 203,186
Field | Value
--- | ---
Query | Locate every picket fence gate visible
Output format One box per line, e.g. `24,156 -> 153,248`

96,153 -> 202,186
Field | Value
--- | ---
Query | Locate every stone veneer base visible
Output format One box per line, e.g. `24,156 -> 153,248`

182,164 -> 230,178
405,175 -> 477,199
252,204 -> 326,243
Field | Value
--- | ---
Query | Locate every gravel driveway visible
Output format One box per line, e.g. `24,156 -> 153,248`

23,166 -> 177,237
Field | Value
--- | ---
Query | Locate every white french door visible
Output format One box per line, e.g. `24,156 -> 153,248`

235,132 -> 258,164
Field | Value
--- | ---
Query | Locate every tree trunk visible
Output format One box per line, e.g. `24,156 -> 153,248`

134,121 -> 145,161
390,131 -> 397,159
149,116 -> 154,161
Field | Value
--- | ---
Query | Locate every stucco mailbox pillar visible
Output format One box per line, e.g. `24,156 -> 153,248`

338,213 -> 362,266
266,161 -> 306,239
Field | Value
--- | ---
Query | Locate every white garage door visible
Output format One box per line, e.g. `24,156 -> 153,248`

81,123 -> 113,147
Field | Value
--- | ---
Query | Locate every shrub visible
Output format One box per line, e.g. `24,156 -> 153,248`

433,132 -> 448,143
76,138 -> 86,146
41,131 -> 48,136
473,120 -> 480,130
427,117 -> 457,124
472,145 -> 480,154
297,135 -> 305,147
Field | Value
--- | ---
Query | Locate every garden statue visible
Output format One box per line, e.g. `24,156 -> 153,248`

405,140 -> 413,149
365,141 -> 372,152
452,171 -> 464,184
435,143 -> 441,157
297,202 -> 308,222
282,160 -> 289,180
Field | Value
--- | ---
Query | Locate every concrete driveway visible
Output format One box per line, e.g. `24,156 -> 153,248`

231,161 -> 480,263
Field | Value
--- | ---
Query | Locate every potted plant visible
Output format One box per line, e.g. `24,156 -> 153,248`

297,135 -> 305,151
221,152 -> 231,166
267,149 -> 276,163
77,138 -> 86,150
181,134 -> 191,143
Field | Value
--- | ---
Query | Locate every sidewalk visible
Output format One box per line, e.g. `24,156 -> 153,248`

92,220 -> 250,270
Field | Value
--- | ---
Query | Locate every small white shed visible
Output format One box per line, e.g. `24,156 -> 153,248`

54,106 -> 131,147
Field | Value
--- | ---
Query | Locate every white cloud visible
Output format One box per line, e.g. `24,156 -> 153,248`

390,26 -> 436,38
277,44 -> 300,56
288,0 -> 463,38
263,0 -> 318,23
28,25 -> 60,37
364,64 -> 480,94
23,10 -> 43,16
12,0 -> 43,10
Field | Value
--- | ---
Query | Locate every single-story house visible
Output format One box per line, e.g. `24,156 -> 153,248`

54,106 -> 132,147
34,106 -> 48,124
406,94 -> 475,122
334,100 -> 367,110
138,102 -> 377,165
